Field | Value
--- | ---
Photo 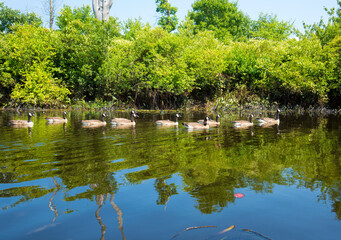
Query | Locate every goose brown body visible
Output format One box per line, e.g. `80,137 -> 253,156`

9,113 -> 34,127
82,113 -> 107,127
256,109 -> 280,124
46,111 -> 68,123
198,114 -> 221,127
156,113 -> 181,126
232,114 -> 254,128
111,110 -> 138,126
183,117 -> 210,129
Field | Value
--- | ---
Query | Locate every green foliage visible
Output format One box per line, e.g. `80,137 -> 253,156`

324,36 -> 341,108
56,5 -> 94,32
11,62 -> 70,106
0,2 -> 340,108
100,27 -> 195,108
121,18 -> 147,40
55,5 -> 120,99
156,0 -> 178,32
250,13 -> 294,41
4,24 -> 57,76
302,0 -> 341,46
188,0 -> 251,41
0,33 -> 15,104
100,26 -> 228,107
1,23 -> 69,106
0,2 -> 42,33
181,31 -> 226,99
224,38 -> 330,106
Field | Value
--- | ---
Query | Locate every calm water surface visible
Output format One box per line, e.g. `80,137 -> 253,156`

0,111 -> 340,240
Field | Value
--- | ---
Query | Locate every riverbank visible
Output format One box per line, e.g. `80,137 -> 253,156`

1,100 -> 340,117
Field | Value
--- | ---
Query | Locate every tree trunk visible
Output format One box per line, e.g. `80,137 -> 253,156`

92,0 -> 114,21
49,0 -> 53,30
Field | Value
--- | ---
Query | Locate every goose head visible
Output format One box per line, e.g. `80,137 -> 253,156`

249,114 -> 254,122
203,117 -> 210,125
28,112 -> 34,122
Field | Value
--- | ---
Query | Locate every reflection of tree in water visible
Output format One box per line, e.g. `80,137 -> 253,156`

0,185 -> 54,211
183,173 -> 239,214
90,181 -> 126,240
331,187 -> 341,220
48,177 -> 61,223
154,176 -> 178,208
110,194 -> 126,240
92,190 -> 107,240
65,172 -> 126,240
1,114 -> 341,220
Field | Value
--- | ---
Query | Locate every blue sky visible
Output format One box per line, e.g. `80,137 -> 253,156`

2,0 -> 339,31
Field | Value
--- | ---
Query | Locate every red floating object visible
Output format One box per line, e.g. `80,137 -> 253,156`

234,193 -> 245,198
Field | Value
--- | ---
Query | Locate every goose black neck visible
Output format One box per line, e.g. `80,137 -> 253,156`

249,115 -> 253,123
101,115 -> 105,122
28,115 -> 32,123
175,116 -> 178,123
63,112 -> 66,119
216,115 -> 219,122
130,113 -> 134,122
276,111 -> 280,120
204,119 -> 207,126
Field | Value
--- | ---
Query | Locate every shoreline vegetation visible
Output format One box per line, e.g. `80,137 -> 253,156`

1,99 -> 341,117
0,1 -> 340,111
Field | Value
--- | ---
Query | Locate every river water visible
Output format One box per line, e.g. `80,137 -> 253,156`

0,110 -> 340,240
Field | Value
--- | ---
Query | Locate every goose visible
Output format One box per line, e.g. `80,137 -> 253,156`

232,114 -> 254,128
9,112 -> 34,127
156,113 -> 181,126
256,109 -> 280,124
45,111 -> 68,123
111,110 -> 138,126
82,113 -> 107,127
198,114 -> 221,127
183,117 -> 210,129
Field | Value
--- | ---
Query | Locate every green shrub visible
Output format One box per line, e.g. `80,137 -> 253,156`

11,63 -> 70,107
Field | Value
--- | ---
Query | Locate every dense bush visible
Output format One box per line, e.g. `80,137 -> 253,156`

11,62 -> 70,106
1,23 -> 69,107
223,38 -> 331,106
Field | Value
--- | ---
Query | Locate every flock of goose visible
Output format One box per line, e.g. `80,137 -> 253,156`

7,109 -> 281,129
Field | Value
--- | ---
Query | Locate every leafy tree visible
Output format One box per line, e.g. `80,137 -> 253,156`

55,5 -> 120,100
56,5 -> 95,32
11,62 -> 70,106
4,24 -> 57,76
187,0 -> 251,41
250,13 -> 294,41
0,2 -> 42,33
0,34 -> 14,104
324,36 -> 341,108
100,26 -> 197,108
181,30 -> 226,99
302,0 -> 341,46
156,0 -> 178,32
121,18 -> 148,40
2,23 -> 69,106
223,38 -> 330,106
